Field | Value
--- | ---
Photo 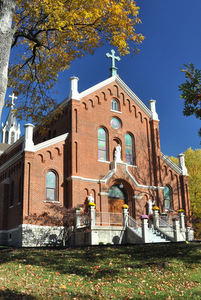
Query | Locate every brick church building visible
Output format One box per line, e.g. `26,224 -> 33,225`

0,51 -> 192,246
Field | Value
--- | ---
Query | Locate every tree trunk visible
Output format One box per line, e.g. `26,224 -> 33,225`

0,0 -> 15,120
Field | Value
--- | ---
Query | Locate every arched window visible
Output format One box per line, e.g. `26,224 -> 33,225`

10,181 -> 14,207
164,186 -> 171,210
98,128 -> 107,161
125,133 -> 134,165
11,132 -> 15,144
108,185 -> 125,199
5,131 -> 9,144
111,99 -> 119,111
46,171 -> 57,201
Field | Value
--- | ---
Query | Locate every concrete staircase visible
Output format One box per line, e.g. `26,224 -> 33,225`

127,225 -> 170,244
147,228 -> 170,243
127,215 -> 171,243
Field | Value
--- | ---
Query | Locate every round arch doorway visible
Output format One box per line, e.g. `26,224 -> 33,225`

108,184 -> 128,225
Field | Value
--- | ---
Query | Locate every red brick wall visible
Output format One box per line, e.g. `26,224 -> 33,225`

0,79 -> 192,230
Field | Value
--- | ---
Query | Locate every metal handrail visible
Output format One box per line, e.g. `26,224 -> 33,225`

159,218 -> 176,232
80,215 -> 90,227
128,215 -> 141,229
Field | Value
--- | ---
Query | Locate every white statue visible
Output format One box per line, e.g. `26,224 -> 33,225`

88,193 -> 94,203
148,199 -> 155,215
114,144 -> 122,162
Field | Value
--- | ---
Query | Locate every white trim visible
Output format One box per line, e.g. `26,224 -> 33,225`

115,76 -> 152,118
110,109 -> 122,114
62,75 -> 153,118
67,161 -> 165,191
80,75 -> 118,98
99,192 -> 109,196
161,152 -> 183,175
34,133 -> 69,152
98,160 -> 110,164
67,175 -> 99,183
0,133 -> 69,173
44,200 -> 60,204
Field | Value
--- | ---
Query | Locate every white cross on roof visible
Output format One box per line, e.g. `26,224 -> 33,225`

9,93 -> 17,108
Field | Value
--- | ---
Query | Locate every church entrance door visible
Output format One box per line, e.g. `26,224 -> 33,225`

108,185 -> 127,226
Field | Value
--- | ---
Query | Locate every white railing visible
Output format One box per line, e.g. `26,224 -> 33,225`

159,219 -> 175,231
128,215 -> 141,230
80,215 -> 90,227
95,212 -> 123,226
159,215 -> 178,228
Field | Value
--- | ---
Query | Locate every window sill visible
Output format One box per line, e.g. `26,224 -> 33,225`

98,160 -> 110,163
127,164 -> 137,168
44,200 -> 60,203
9,205 -> 14,209
110,109 -> 122,114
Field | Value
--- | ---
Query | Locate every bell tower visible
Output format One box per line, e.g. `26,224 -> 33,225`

1,93 -> 21,145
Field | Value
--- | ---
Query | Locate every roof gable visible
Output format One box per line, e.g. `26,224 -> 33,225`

63,75 -> 153,118
80,75 -> 152,117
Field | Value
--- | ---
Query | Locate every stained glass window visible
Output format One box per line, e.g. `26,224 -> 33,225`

125,134 -> 134,165
108,185 -> 125,199
46,171 -> 57,201
164,186 -> 171,209
111,99 -> 119,111
98,128 -> 107,161
111,118 -> 121,129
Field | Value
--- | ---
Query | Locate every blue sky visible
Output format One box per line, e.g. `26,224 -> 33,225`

2,0 -> 201,157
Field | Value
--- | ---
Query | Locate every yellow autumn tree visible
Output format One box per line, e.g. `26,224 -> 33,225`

169,148 -> 201,237
6,0 -> 144,122
185,148 -> 201,218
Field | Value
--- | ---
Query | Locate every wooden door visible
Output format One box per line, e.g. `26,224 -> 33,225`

108,198 -> 125,226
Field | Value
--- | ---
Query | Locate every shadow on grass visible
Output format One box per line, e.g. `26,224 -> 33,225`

0,288 -> 37,300
0,242 -> 200,277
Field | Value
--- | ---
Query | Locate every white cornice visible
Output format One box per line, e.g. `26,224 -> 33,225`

67,175 -> 99,183
67,161 -> 164,191
115,76 -> 152,118
61,75 -> 153,118
0,133 -> 69,173
34,133 -> 69,152
161,152 -> 183,175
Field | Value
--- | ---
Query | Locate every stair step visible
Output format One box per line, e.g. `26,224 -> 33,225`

147,229 -> 170,243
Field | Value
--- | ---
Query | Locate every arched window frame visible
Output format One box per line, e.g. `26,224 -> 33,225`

46,171 -> 58,201
98,127 -> 108,161
111,99 -> 119,112
125,133 -> 134,165
5,131 -> 9,144
11,131 -> 15,144
164,185 -> 172,210
10,181 -> 14,207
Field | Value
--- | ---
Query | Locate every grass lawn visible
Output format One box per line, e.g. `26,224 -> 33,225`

0,242 -> 201,299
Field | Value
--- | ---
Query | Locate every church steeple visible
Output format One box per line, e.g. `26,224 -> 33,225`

1,93 -> 21,145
